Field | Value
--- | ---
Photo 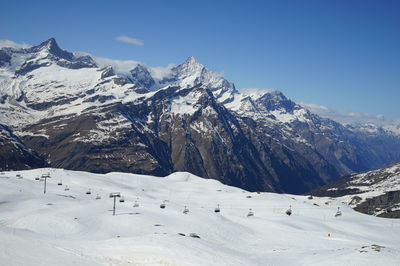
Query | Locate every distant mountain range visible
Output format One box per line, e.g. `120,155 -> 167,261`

1,38 -> 400,194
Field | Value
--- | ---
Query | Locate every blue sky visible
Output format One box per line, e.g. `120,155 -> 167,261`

1,0 -> 399,119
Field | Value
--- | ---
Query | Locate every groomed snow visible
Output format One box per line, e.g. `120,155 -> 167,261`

0,169 -> 399,266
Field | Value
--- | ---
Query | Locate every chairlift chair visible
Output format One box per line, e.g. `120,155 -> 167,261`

86,189 -> 91,195
64,186 -> 69,191
16,174 -> 22,179
247,208 -> 254,217
58,180 -> 62,186
119,196 -> 125,203
35,176 -> 40,180
286,205 -> 292,216
133,200 -> 139,208
214,204 -> 220,213
96,194 -> 101,200
335,207 -> 342,217
160,200 -> 166,209
183,206 -> 189,214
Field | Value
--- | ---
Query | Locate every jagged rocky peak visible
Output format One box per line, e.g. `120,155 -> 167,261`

129,64 -> 155,88
255,90 -> 297,113
175,56 -> 204,76
29,37 -> 74,60
99,65 -> 115,79
15,38 -> 97,75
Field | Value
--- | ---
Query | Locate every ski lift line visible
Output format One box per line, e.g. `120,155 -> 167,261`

94,197 -> 342,210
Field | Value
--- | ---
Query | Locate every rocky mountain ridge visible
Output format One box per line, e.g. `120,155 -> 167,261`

311,163 -> 400,218
1,38 -> 400,194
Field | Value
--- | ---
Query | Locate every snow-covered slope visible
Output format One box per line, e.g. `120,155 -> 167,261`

312,163 -> 400,218
1,169 -> 400,266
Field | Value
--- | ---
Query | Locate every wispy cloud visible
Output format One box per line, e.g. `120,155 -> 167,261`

299,102 -> 394,126
116,35 -> 144,46
0,39 -> 31,49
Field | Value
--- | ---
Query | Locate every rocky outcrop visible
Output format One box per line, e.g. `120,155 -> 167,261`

0,124 -> 47,171
311,163 -> 400,218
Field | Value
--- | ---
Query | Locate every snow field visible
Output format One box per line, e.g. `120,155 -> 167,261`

0,169 -> 400,266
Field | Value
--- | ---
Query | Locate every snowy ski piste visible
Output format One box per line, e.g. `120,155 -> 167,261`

0,169 -> 399,266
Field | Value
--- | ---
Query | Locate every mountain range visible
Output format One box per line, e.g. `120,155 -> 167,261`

1,38 -> 400,194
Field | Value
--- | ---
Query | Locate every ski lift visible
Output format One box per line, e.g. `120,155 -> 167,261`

35,176 -> 40,181
335,207 -> 342,217
133,200 -> 139,208
16,174 -> 22,179
286,205 -> 292,216
247,208 -> 254,217
214,204 -> 220,213
119,196 -> 125,203
183,206 -> 189,214
160,200 -> 166,209
58,180 -> 62,186
64,186 -> 69,191
96,194 -> 101,200
86,189 -> 91,195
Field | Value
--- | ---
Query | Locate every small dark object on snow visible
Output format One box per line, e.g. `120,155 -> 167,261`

335,207 -> 342,217
247,208 -> 254,217
214,204 -> 220,213
189,233 -> 200,238
57,180 -> 62,186
35,176 -> 40,180
86,189 -> 91,195
178,233 -> 186,236
246,195 -> 252,198
160,200 -> 166,209
96,194 -> 101,200
308,195 -> 313,200
286,205 -> 292,216
183,206 -> 189,214
313,203 -> 319,206
119,196 -> 125,202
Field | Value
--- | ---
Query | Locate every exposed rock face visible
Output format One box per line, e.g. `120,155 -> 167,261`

1,38 -> 400,194
15,38 -> 97,76
0,50 -> 11,67
0,124 -> 47,171
311,163 -> 400,218
129,64 -> 155,89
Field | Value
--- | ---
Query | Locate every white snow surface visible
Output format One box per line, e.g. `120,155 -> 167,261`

334,164 -> 400,214
1,169 -> 399,266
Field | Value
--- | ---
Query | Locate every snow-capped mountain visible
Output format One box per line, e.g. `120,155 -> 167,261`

1,168 -> 400,265
1,38 -> 400,194
129,56 -> 237,103
312,163 -> 400,218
